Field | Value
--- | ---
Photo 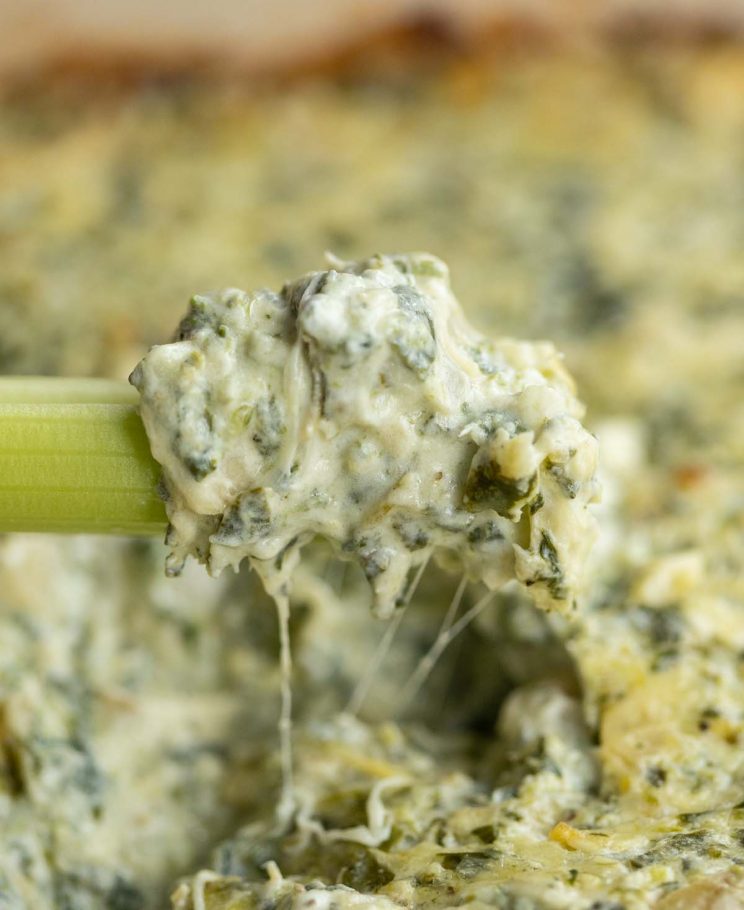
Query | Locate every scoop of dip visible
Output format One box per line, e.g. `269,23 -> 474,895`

130,253 -> 599,617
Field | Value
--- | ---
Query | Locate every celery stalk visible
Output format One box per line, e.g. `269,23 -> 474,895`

0,377 -> 166,535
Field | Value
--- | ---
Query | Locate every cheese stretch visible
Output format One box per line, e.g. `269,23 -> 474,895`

131,252 -> 604,907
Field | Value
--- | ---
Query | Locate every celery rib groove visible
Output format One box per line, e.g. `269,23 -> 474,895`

0,378 -> 166,535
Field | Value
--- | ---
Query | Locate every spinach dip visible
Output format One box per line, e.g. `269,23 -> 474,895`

2,49 -> 743,910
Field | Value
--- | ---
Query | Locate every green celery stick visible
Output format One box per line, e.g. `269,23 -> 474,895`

0,377 -> 167,535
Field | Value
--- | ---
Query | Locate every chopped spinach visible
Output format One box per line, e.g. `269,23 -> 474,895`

468,520 -> 505,544
645,765 -> 667,788
557,250 -> 629,335
463,453 -> 537,517
106,877 -> 144,910
251,395 -> 285,457
394,520 -> 431,551
338,846 -> 394,891
471,824 -> 496,844
178,444 -> 218,481
389,285 -> 437,377
525,531 -> 567,600
468,345 -> 500,375
438,850 -> 496,877
358,545 -> 392,582
548,463 -> 580,499
392,254 -> 448,279
629,605 -> 685,647
529,493 -> 545,515
176,296 -> 221,340
174,398 -> 218,480
214,489 -> 272,546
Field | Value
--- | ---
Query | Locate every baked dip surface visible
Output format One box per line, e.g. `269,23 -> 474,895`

1,46 -> 743,909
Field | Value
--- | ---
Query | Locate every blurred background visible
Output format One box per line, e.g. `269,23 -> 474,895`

1,2 -> 743,907
1,0 -> 743,428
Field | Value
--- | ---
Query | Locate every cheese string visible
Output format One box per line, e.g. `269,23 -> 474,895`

345,556 -> 429,717
436,574 -> 469,648
397,588 -> 496,711
273,589 -> 295,823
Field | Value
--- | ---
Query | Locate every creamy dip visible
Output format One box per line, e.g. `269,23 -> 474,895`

3,53 -> 744,910
130,252 -> 599,619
